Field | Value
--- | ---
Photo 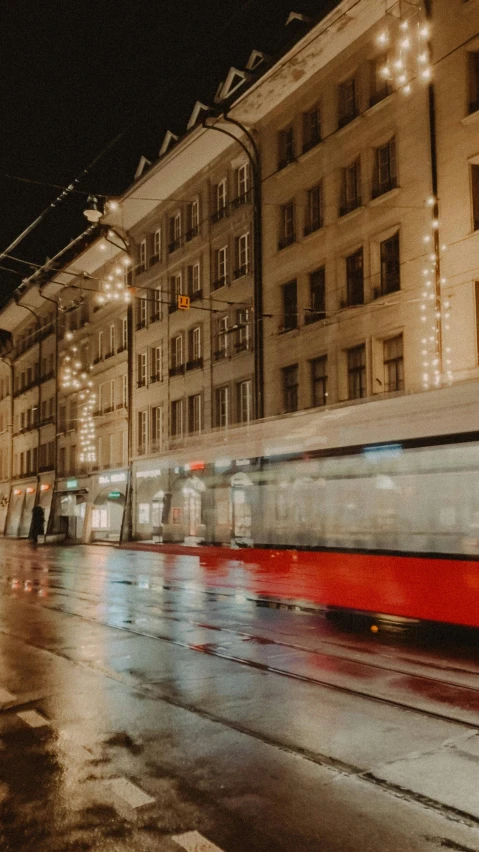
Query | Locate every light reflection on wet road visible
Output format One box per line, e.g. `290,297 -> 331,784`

0,540 -> 478,852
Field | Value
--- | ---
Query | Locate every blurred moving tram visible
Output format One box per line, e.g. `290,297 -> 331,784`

136,383 -> 479,628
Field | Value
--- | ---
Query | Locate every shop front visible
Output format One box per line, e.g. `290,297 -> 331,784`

133,464 -> 166,542
38,474 -> 55,534
5,480 -> 37,538
0,489 -> 9,535
163,464 -> 207,544
91,470 -> 128,542
51,476 -> 90,542
213,460 -> 256,546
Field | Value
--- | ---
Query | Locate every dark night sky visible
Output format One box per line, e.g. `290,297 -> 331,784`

0,0 -> 336,304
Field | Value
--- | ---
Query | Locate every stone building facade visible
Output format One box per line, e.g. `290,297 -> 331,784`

0,0 -> 478,544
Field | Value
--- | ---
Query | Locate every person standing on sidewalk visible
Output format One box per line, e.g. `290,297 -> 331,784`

29,505 -> 45,545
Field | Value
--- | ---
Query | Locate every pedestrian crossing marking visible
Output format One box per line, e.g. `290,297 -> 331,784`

17,710 -> 49,728
107,777 -> 155,809
172,830 -> 225,852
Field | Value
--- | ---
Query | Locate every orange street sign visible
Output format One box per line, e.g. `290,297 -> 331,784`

178,294 -> 190,310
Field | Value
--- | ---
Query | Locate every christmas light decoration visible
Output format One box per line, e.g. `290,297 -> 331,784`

376,1 -> 432,96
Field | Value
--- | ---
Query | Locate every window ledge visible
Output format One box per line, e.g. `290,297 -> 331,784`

369,186 -> 401,207
277,327 -> 300,337
335,113 -> 362,139
338,205 -> 365,224
303,225 -> 324,241
274,159 -> 298,178
461,109 -> 479,127
299,140 -> 323,163
364,91 -> 396,117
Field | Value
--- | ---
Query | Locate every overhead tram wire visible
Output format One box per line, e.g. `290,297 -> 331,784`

0,0 -> 258,274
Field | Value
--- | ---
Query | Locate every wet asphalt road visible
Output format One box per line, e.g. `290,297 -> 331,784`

0,541 -> 478,852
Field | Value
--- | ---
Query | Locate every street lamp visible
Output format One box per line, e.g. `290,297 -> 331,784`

83,196 -> 103,224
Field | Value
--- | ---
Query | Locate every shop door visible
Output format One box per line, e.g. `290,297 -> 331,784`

5,491 -> 24,537
19,489 -> 36,538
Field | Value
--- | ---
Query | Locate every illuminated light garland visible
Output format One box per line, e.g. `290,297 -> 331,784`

376,1 -> 432,96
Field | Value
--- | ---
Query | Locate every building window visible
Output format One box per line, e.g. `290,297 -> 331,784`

188,262 -> 201,296
151,406 -> 163,451
237,379 -> 252,423
302,105 -> 321,152
137,296 -> 147,329
236,308 -> 250,352
346,248 -> 364,306
109,323 -> 115,356
373,137 -> 397,198
471,163 -> 479,230
278,126 -> 295,169
137,352 -> 147,388
188,326 -> 202,364
213,179 -> 228,222
122,374 -> 127,408
188,394 -> 202,434
304,184 -> 323,235
282,364 -> 298,413
380,232 -> 400,294
121,317 -> 128,350
341,158 -> 362,216
170,399 -> 183,439
170,335 -> 183,372
468,51 -> 479,114
213,246 -> 228,289
215,316 -> 228,360
169,212 -> 182,252
279,202 -> 295,249
152,228 -> 161,264
170,272 -> 182,309
151,286 -> 162,322
151,345 -> 162,382
234,232 -> 250,278
282,280 -> 297,331
233,164 -> 249,205
306,267 -> 326,324
338,76 -> 358,127
138,239 -> 147,272
137,410 -> 148,454
347,344 -> 366,399
97,330 -> 103,361
383,335 -> 404,391
370,55 -> 392,106
59,446 -> 66,477
186,200 -> 200,239
311,356 -> 328,407
215,386 -> 229,428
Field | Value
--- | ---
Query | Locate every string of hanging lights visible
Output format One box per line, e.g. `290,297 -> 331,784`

59,334 -> 97,465
376,0 -> 432,96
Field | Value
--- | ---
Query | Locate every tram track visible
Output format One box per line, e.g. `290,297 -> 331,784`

3,576 -> 479,731
6,568 -> 479,693
0,599 -> 479,833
